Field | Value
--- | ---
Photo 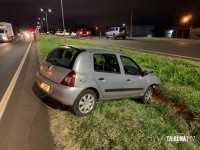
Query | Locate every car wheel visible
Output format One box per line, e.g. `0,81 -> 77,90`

113,34 -> 117,40
123,36 -> 126,40
72,89 -> 97,116
106,36 -> 108,39
141,87 -> 153,104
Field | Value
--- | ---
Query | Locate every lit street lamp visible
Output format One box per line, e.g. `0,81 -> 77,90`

38,17 -> 45,33
40,8 -> 52,33
181,15 -> 192,38
36,26 -> 41,33
95,27 -> 98,36
95,27 -> 101,36
181,15 -> 192,24
36,22 -> 42,32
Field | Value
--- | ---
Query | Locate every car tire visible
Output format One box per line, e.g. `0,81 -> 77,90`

106,36 -> 108,39
72,89 -> 97,116
113,34 -> 117,40
123,36 -> 126,40
141,87 -> 153,104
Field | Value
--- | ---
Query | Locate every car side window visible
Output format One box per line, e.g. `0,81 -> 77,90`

93,54 -> 120,73
120,56 -> 141,75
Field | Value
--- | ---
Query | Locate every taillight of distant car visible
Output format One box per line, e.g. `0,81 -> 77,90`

61,71 -> 76,87
80,31 -> 83,35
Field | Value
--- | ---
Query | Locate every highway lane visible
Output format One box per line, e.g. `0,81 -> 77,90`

83,37 -> 200,60
0,40 -> 31,100
0,39 -> 55,149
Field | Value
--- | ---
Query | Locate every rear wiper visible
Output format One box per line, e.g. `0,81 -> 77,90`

46,59 -> 58,65
47,59 -> 68,68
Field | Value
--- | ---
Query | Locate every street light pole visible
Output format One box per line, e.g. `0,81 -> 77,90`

37,22 -> 41,33
45,11 -> 48,32
130,10 -> 133,38
61,0 -> 66,42
38,18 -> 44,33
181,15 -> 192,39
41,8 -> 51,33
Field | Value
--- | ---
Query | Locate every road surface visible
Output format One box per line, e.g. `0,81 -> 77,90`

82,37 -> 200,61
0,39 -> 55,150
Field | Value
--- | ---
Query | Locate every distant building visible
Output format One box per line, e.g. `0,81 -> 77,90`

164,27 -> 200,39
190,28 -> 200,39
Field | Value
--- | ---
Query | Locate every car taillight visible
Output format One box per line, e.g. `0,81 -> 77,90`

61,71 -> 76,87
80,31 -> 82,35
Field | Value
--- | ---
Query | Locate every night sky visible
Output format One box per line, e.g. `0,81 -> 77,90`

0,0 -> 200,30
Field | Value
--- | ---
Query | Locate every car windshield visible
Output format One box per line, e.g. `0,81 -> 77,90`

46,47 -> 84,69
0,29 -> 5,33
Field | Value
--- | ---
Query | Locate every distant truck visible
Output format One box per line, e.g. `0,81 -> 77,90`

105,27 -> 127,40
0,22 -> 14,42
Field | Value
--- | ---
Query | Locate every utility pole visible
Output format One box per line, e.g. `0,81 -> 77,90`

130,10 -> 133,38
61,0 -> 66,42
40,8 -> 51,33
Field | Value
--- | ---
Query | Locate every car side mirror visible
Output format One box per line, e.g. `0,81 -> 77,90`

142,70 -> 148,76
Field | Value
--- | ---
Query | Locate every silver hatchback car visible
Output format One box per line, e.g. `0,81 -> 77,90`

37,46 -> 160,116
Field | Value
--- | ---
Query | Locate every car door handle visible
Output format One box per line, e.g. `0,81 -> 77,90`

98,78 -> 105,81
126,79 -> 132,82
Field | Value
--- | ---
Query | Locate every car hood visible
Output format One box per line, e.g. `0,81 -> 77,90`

141,67 -> 161,85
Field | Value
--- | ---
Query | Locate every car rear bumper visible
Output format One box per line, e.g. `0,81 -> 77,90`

36,72 -> 84,106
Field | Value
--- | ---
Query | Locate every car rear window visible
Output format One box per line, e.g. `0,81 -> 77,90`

46,47 -> 84,69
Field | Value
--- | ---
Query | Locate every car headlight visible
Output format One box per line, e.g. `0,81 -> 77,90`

2,36 -> 8,41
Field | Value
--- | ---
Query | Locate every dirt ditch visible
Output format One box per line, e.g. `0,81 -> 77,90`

153,93 -> 200,130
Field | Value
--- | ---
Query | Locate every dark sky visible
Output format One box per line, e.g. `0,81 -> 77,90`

0,0 -> 200,30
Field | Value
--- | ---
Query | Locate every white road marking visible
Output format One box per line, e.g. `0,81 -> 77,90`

0,41 -> 33,122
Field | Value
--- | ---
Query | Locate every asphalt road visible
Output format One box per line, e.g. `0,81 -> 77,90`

0,39 -> 55,150
83,37 -> 200,60
0,40 -> 29,100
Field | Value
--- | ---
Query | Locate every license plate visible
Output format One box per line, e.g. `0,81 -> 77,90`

40,82 -> 51,92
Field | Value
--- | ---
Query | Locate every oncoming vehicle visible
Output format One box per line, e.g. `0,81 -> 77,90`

71,32 -> 77,36
0,22 -> 14,42
37,46 -> 160,116
55,31 -> 70,36
105,27 -> 127,40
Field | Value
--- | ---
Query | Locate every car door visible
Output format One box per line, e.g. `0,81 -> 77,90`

120,56 -> 147,96
108,28 -> 114,36
92,53 -> 124,98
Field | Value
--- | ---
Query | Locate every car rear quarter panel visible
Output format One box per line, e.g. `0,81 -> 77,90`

72,52 -> 104,99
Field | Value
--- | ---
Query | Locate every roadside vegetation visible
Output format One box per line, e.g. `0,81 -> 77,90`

37,35 -> 200,149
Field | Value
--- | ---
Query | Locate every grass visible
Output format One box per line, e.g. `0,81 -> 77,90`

37,35 -> 200,149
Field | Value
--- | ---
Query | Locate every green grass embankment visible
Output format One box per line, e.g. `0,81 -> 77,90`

37,35 -> 200,149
